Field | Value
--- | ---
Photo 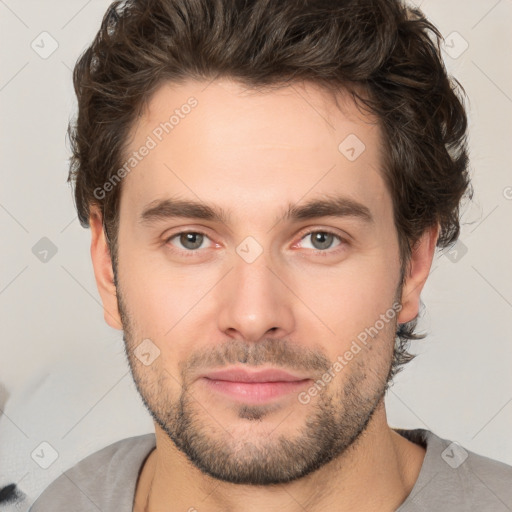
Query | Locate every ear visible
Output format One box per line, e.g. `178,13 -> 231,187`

397,223 -> 440,324
89,206 -> 123,330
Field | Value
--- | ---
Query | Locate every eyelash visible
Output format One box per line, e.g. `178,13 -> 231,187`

163,229 -> 348,257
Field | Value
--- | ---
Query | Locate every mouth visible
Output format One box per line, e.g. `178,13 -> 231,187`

199,367 -> 312,404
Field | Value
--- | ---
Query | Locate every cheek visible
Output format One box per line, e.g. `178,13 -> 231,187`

301,248 -> 399,326
118,256 -> 218,372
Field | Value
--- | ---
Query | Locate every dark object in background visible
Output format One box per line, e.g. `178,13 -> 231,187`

0,483 -> 21,505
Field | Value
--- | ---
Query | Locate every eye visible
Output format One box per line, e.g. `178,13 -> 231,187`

163,229 -> 348,257
165,231 -> 212,254
296,229 -> 346,254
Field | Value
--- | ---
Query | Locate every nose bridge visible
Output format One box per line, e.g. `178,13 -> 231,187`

232,231 -> 280,295
232,243 -> 281,313
216,240 -> 294,341
234,248 -> 275,298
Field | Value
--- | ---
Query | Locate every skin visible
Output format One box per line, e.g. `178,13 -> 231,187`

89,78 -> 438,512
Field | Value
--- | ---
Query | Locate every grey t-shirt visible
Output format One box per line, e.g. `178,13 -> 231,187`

28,428 -> 512,511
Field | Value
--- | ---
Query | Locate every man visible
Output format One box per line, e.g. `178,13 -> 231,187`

29,0 -> 512,511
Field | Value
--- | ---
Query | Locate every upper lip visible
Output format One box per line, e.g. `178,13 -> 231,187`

201,367 -> 310,383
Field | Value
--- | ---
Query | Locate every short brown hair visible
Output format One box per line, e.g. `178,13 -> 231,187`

68,0 -> 472,381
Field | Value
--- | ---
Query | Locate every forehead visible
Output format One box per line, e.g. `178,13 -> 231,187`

119,78 -> 390,228
139,78 -> 377,152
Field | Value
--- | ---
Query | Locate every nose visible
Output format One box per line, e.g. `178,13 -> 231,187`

215,249 -> 295,343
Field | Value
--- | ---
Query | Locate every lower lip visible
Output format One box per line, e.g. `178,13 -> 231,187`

201,378 -> 311,404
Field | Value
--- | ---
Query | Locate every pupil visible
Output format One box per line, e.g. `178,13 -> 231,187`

182,233 -> 202,250
314,232 -> 332,250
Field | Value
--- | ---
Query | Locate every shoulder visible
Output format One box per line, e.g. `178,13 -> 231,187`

28,433 -> 156,512
396,428 -> 512,512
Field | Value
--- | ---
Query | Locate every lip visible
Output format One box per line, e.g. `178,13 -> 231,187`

199,367 -> 312,404
201,367 -> 309,383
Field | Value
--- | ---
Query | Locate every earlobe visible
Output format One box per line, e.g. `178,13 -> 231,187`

89,206 -> 123,330
397,223 -> 440,325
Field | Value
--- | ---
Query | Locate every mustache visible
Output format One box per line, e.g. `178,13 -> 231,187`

180,338 -> 332,378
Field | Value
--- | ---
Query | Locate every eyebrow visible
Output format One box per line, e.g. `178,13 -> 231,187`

139,194 -> 374,228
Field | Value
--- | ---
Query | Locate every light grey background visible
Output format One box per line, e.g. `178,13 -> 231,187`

1,0 -> 511,509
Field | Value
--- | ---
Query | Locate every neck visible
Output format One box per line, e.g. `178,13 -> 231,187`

134,402 -> 425,512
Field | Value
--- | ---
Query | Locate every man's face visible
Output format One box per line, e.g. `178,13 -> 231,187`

114,79 -> 403,484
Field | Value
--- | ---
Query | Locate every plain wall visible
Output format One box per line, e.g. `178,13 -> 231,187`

1,0 -> 511,508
